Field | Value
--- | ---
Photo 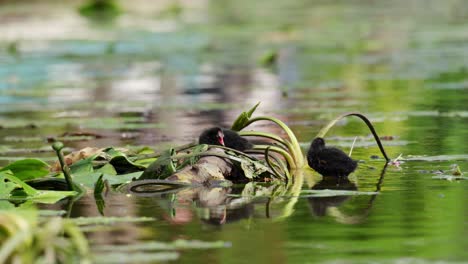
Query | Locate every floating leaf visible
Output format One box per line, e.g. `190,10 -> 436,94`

0,159 -> 50,181
176,144 -> 208,169
95,163 -> 118,175
240,159 -> 270,179
0,171 -> 77,203
139,149 -> 176,180
69,155 -> 96,175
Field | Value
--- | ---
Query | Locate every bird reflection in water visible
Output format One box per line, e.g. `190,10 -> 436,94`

307,177 -> 357,217
307,164 -> 387,223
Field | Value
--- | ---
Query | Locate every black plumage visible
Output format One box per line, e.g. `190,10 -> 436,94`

199,127 -> 253,152
307,137 -> 357,177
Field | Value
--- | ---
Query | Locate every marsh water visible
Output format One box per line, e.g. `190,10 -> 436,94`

1,1 -> 468,263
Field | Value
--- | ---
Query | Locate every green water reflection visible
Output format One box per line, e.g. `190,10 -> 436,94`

1,0 -> 468,263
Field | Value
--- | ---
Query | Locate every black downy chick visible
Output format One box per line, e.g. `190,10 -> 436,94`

199,127 -> 253,152
307,137 -> 357,177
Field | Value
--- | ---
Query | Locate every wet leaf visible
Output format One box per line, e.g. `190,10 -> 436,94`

104,171 -> 143,185
240,159 -> 269,179
0,159 -> 50,181
109,155 -> 146,174
0,171 -> 77,203
72,172 -> 104,188
140,149 -> 176,180
177,144 -> 208,169
69,155 -> 96,175
96,163 -> 117,175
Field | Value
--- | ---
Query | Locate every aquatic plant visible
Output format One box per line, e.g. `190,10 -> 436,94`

78,0 -> 121,20
0,210 -> 91,263
315,112 -> 390,162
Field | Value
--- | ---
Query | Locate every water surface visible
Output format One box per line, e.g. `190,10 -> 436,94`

1,1 -> 467,263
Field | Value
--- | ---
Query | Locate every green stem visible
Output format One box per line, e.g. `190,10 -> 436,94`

172,144 -> 255,164
316,112 -> 390,161
253,145 -> 295,169
243,116 -> 304,168
268,151 -> 291,181
239,131 -> 290,150
264,147 -> 288,182
133,142 -> 197,161
51,142 -> 75,191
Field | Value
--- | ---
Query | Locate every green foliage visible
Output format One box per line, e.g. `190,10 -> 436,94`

0,171 -> 77,204
259,49 -> 278,67
239,157 -> 270,180
94,174 -> 106,215
78,0 -> 121,20
316,112 -> 390,161
231,102 -> 260,131
0,159 -> 49,181
139,149 -> 176,180
0,210 -> 91,263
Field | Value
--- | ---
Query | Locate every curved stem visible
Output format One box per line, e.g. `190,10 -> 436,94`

253,145 -> 296,169
265,147 -> 287,182
243,116 -> 304,167
239,131 -> 290,151
316,112 -> 390,162
134,142 -> 198,161
268,152 -> 291,181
